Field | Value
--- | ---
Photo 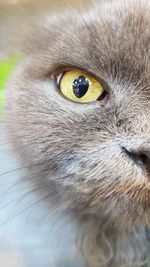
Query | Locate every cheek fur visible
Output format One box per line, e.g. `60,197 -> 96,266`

5,71 -> 150,227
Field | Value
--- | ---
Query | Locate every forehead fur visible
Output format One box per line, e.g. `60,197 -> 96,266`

22,0 -> 150,85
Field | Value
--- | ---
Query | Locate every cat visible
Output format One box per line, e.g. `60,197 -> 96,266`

4,0 -> 150,266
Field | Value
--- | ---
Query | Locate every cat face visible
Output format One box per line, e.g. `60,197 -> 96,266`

5,0 -> 150,226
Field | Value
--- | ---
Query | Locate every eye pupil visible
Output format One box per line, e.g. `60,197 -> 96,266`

73,76 -> 89,98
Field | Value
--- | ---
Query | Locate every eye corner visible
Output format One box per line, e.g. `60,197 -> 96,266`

55,73 -> 63,87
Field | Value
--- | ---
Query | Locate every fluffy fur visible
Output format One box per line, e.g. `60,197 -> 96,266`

4,0 -> 150,266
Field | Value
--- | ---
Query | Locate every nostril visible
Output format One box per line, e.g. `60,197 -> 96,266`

138,154 -> 148,165
122,147 -> 149,167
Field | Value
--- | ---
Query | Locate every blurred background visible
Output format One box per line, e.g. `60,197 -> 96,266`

0,0 -> 88,266
0,0 -> 87,60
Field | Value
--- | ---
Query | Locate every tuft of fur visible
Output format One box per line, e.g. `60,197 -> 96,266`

4,0 -> 150,266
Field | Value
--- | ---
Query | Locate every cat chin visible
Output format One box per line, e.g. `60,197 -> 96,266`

76,217 -> 150,267
35,173 -> 150,229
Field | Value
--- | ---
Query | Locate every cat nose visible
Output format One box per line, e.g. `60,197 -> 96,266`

122,146 -> 150,169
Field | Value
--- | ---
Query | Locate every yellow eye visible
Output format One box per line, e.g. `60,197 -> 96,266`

58,70 -> 105,103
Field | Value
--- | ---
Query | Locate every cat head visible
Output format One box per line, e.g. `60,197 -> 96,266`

5,0 -> 150,227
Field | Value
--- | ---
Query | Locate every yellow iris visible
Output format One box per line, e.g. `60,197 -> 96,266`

59,70 -> 104,103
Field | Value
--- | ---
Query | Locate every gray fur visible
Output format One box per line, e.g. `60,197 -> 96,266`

4,0 -> 150,266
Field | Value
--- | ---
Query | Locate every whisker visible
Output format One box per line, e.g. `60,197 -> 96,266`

0,164 -> 36,177
0,192 -> 56,226
73,0 -> 98,46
